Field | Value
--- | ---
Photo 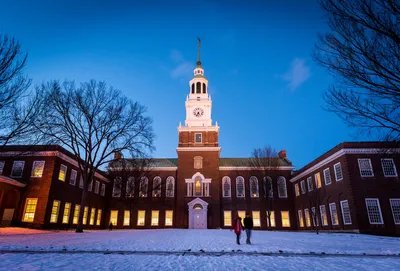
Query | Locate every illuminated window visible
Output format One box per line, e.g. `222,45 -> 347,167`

50,200 -> 60,223
73,205 -> 80,224
165,210 -> 173,226
300,180 -> 306,194
89,208 -> 96,225
298,210 -> 304,227
250,176 -> 259,198
266,211 -> 275,227
83,206 -> 88,225
304,208 -> 311,227
222,176 -> 231,197
166,177 -> 175,197
11,161 -> 25,178
252,211 -> 260,227
101,183 -> 105,196
124,210 -> 130,226
314,173 -> 322,189
334,162 -> 343,181
152,176 -> 161,197
358,158 -> 374,177
96,209 -> 102,226
70,169 -> 77,185
151,210 -> 159,226
31,161 -> 45,178
62,202 -> 71,224
329,203 -> 339,225
112,177 -> 122,197
22,198 -> 37,222
319,205 -> 328,226
295,183 -> 300,197
340,200 -> 352,225
323,168 -> 331,185
307,176 -> 313,191
365,198 -> 383,224
194,176 -> 202,196
281,211 -> 290,227
139,177 -> 148,197
58,164 -> 67,181
236,176 -> 245,198
224,211 -> 232,226
110,210 -> 118,226
311,207 -> 319,226
137,210 -> 145,226
126,177 -> 135,198
0,160 -> 4,174
94,181 -> 100,194
382,159 -> 397,177
277,177 -> 287,198
237,210 -> 246,219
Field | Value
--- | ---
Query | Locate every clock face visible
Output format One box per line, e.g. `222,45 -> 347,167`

193,107 -> 204,118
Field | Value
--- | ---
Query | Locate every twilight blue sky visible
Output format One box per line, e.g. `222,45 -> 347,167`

0,0 -> 367,168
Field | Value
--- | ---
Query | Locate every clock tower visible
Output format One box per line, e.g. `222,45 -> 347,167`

176,39 -> 221,229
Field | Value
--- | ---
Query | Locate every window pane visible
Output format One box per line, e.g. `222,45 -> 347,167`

365,198 -> 383,224
340,200 -> 352,225
281,211 -> 290,227
236,177 -> 245,197
110,210 -> 118,226
23,198 -> 38,222
252,211 -> 260,227
50,200 -> 60,223
83,206 -> 88,225
31,161 -> 45,178
314,173 -> 322,189
151,210 -> 159,226
319,205 -> 328,226
96,209 -> 102,226
70,170 -> 77,185
223,211 -> 231,226
62,203 -> 71,224
59,165 -> 67,181
123,210 -> 130,226
390,199 -> 400,224
334,163 -> 343,181
304,209 -> 311,227
298,210 -> 304,227
11,161 -> 25,177
137,210 -> 145,226
266,211 -> 275,227
382,159 -> 397,177
73,205 -> 80,224
324,168 -> 331,185
237,211 -> 246,220
89,208 -> 96,225
329,203 -> 339,225
165,210 -> 173,226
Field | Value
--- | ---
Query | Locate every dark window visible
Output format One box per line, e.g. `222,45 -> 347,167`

203,83 -> 206,93
196,82 -> 201,94
191,83 -> 195,94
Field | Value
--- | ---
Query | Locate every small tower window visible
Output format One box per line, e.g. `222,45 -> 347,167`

191,83 -> 195,94
196,82 -> 201,94
203,83 -> 206,93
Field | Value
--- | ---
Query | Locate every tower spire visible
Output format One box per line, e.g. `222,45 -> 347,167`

196,37 -> 202,67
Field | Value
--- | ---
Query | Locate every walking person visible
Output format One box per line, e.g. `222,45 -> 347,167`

231,216 -> 244,245
243,212 -> 253,245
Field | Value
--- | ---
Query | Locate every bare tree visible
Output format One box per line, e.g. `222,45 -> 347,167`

0,34 -> 43,146
35,80 -> 154,232
314,0 -> 400,142
248,146 -> 280,230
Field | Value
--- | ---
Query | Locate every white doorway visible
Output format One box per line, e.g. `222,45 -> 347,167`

188,198 -> 208,229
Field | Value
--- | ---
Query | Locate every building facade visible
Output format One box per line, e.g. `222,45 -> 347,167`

0,46 -> 399,236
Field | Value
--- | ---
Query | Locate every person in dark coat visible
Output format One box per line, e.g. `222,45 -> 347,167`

109,222 -> 113,231
243,212 -> 254,244
231,216 -> 244,245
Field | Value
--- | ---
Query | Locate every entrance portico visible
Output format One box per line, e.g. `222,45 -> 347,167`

188,197 -> 208,229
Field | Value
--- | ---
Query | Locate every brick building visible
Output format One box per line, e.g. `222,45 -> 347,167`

0,45 -> 399,236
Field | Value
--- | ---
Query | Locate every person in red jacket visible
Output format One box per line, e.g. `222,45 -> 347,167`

231,216 -> 244,245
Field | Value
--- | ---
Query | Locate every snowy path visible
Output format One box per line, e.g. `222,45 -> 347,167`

0,228 -> 399,270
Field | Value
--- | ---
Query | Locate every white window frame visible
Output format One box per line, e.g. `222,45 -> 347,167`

137,210 -> 145,226
69,169 -> 77,186
277,176 -> 287,198
329,202 -> 339,226
50,200 -> 60,223
358,158 -> 374,177
112,177 -> 122,198
266,211 -> 276,227
222,176 -> 231,198
11,161 -> 25,178
166,176 -> 175,197
194,133 -> 202,143
340,200 -> 352,225
139,177 -> 148,197
381,159 -> 398,177
252,211 -> 261,227
31,161 -> 45,178
304,208 -> 311,227
152,176 -> 162,197
298,209 -> 304,227
223,210 -> 232,226
236,176 -> 245,198
96,209 -> 102,226
389,198 -> 400,225
294,183 -> 300,197
73,205 -> 80,224
365,198 -> 384,225
281,211 -> 290,227
109,210 -> 118,226
22,198 -> 38,222
62,202 -> 71,224
58,164 -> 67,181
151,210 -> 159,226
314,172 -> 322,189
94,181 -> 100,194
300,180 -> 306,194
307,177 -> 313,192
165,210 -> 173,226
323,168 -> 331,185
123,210 -> 130,226
319,205 -> 328,226
249,176 -> 259,198
334,162 -> 343,182
311,207 -> 319,226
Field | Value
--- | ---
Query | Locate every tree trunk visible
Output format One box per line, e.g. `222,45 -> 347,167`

76,171 -> 94,233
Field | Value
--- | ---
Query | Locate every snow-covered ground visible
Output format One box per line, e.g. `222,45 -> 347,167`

0,228 -> 399,270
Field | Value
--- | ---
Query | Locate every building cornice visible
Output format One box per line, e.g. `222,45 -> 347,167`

109,167 -> 177,172
176,147 -> 221,153
219,166 -> 295,171
0,151 -> 109,182
178,126 -> 220,133
0,176 -> 27,187
289,148 -> 400,183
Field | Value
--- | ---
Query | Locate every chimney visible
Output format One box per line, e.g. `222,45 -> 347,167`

114,151 -> 122,160
278,150 -> 287,159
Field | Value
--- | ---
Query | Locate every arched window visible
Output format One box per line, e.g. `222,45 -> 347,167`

250,176 -> 259,198
202,83 -> 206,93
112,177 -> 122,198
277,176 -> 287,198
236,176 -> 245,198
263,176 -> 273,198
126,177 -> 135,198
139,177 -> 148,197
191,83 -> 195,94
222,176 -> 231,197
196,82 -> 201,93
194,204 -> 203,209
152,176 -> 161,197
194,176 -> 202,196
166,176 -> 175,197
